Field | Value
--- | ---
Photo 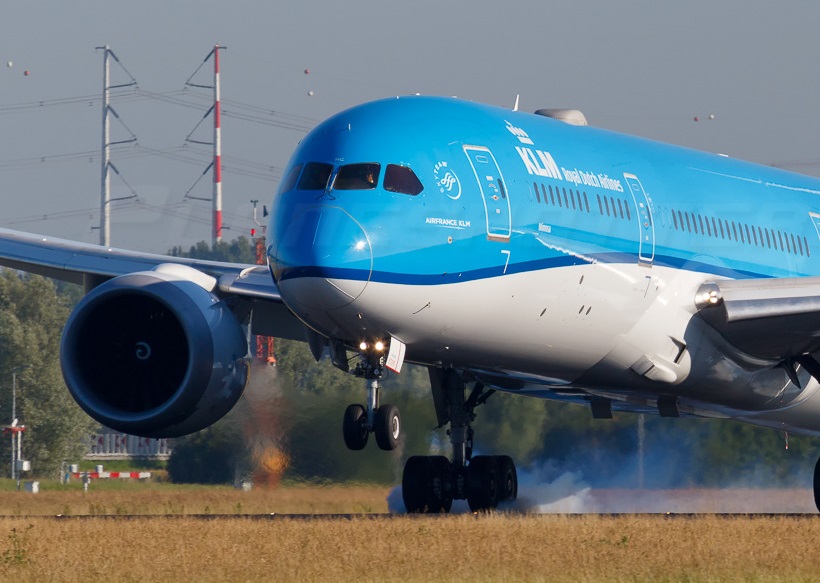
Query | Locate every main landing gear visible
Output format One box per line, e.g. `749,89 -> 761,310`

402,368 -> 517,513
342,343 -> 401,452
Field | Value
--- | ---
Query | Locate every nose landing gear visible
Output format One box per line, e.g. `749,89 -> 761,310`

341,343 -> 402,451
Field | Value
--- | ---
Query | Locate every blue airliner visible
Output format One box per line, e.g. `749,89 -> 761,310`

3,95 -> 820,512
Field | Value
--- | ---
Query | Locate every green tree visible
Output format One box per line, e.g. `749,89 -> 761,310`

169,236 -> 256,264
0,271 -> 95,478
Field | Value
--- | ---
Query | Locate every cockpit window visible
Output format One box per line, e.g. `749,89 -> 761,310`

333,163 -> 380,190
384,164 -> 424,195
297,162 -> 333,190
278,163 -> 303,194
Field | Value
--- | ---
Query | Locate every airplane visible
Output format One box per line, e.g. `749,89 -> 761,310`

3,94 -> 820,513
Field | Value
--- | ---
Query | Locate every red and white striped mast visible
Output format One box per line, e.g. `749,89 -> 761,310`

212,44 -> 225,245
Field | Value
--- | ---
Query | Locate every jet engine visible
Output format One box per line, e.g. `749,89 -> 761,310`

60,265 -> 250,438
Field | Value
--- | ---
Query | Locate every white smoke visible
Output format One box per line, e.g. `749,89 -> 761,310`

387,462 -> 818,513
387,467 -> 594,514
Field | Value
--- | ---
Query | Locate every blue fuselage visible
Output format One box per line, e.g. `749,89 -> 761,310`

266,95 -> 820,432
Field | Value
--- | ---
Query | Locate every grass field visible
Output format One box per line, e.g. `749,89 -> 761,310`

1,480 -> 819,582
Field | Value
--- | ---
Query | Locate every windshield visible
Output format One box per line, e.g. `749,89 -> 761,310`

297,162 -> 333,190
332,163 -> 380,190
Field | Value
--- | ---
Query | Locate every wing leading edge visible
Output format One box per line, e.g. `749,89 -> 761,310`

0,227 -> 307,340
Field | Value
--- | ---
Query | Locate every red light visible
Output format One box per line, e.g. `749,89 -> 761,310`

250,228 -> 256,237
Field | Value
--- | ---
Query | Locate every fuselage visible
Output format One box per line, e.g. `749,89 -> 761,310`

267,95 -> 820,434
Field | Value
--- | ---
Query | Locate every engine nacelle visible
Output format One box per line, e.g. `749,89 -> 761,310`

61,266 -> 249,438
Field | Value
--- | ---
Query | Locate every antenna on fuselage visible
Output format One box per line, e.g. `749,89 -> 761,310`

513,94 -> 520,112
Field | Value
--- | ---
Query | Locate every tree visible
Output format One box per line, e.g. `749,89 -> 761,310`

169,236 -> 255,264
0,271 -> 96,478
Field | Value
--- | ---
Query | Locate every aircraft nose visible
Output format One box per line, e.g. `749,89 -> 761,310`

272,205 -> 372,310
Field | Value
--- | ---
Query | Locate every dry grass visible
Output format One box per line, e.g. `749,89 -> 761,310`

0,484 -> 818,582
0,514 -> 819,582
0,482 -> 390,516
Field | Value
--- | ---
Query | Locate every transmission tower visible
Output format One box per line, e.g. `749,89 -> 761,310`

184,44 -> 227,246
95,45 -> 138,247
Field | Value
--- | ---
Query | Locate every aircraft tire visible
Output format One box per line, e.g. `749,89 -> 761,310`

467,455 -> 499,512
403,456 -> 432,513
495,455 -> 518,503
814,457 -> 820,513
342,404 -> 368,450
428,455 -> 453,513
374,404 -> 401,451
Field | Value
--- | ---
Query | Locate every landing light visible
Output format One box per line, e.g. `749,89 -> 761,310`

375,341 -> 385,352
359,341 -> 368,351
354,240 -> 366,251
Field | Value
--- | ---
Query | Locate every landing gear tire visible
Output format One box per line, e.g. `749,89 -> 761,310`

342,404 -> 368,450
495,455 -> 518,504
402,455 -> 453,513
814,457 -> 820,512
403,456 -> 432,513
428,456 -> 454,513
374,404 -> 401,451
467,455 -> 500,512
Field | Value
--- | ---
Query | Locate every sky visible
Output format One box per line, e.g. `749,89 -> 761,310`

2,1 -> 820,253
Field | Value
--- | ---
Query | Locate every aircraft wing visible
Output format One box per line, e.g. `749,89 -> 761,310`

695,277 -> 820,362
0,227 -> 307,340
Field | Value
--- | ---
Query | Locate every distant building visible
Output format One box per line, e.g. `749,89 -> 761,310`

86,432 -> 172,461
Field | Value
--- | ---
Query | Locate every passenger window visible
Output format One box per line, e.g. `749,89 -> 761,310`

298,162 -> 334,190
804,236 -> 811,257
334,163 -> 381,191
672,209 -> 678,230
797,235 -> 804,256
383,164 -> 422,195
533,183 -> 541,203
541,184 -> 549,205
583,192 -> 590,213
624,201 -> 631,221
549,185 -> 556,205
597,194 -> 603,214
278,163 -> 303,194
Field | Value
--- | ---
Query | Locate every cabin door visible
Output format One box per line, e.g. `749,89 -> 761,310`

464,146 -> 511,241
624,173 -> 655,265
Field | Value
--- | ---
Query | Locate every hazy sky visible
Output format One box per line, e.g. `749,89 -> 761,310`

2,1 -> 820,252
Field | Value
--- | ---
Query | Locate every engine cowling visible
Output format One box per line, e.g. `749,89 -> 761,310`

60,266 -> 249,438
